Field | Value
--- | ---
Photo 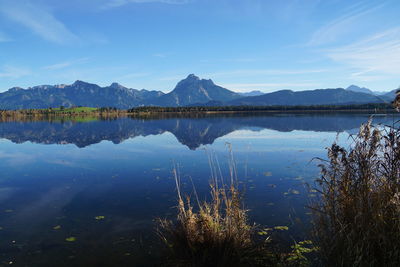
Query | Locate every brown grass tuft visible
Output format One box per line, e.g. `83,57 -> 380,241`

157,151 -> 279,266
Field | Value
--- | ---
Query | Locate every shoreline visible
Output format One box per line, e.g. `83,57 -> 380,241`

0,104 -> 397,119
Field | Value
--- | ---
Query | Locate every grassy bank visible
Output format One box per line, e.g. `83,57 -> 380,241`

0,107 -> 128,121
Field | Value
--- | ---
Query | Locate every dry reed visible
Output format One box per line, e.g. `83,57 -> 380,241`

312,115 -> 400,266
157,150 -> 279,266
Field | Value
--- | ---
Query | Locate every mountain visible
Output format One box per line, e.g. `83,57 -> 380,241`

382,88 -> 399,101
145,74 -> 241,106
346,85 -> 375,95
0,75 -> 395,109
228,88 -> 385,106
0,81 -> 164,109
345,85 -> 395,97
238,90 -> 264,97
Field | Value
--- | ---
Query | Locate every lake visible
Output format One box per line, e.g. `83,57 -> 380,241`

0,113 -> 397,266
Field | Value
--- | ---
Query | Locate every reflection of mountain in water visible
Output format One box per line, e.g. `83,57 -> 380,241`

0,114 -> 397,149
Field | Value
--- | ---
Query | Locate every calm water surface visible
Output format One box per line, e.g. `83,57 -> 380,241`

0,113 -> 397,266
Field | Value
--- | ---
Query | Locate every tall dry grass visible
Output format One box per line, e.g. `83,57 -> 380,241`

157,150 -> 280,266
312,115 -> 400,266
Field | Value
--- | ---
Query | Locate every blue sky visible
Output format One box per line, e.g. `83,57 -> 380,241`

0,0 -> 399,93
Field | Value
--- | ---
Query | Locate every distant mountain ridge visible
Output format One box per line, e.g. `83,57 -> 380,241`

345,85 -> 394,96
0,74 -> 396,109
346,85 -> 375,95
0,80 -> 164,109
228,88 -> 390,106
238,90 -> 264,97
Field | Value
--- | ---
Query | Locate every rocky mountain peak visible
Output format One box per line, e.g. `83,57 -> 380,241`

72,80 -> 92,87
185,74 -> 200,81
346,85 -> 373,94
9,87 -> 24,92
109,82 -> 127,90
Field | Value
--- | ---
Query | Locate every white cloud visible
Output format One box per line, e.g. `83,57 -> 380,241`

42,58 -> 89,70
0,0 -> 78,44
308,3 -> 384,46
326,27 -> 400,80
102,0 -> 191,9
0,66 -> 31,79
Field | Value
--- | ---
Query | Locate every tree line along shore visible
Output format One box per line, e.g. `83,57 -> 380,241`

0,103 -> 397,118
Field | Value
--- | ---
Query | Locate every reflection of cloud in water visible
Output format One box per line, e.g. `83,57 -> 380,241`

2,185 -> 86,234
209,146 -> 326,153
0,151 -> 36,166
111,146 -> 160,154
223,129 -> 338,140
45,159 -> 95,170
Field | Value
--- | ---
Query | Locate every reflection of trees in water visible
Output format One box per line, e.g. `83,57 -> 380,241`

0,114 -> 397,149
